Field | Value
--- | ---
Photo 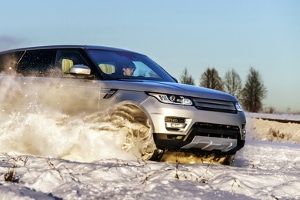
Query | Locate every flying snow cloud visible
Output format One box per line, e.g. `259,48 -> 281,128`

0,77 -> 155,162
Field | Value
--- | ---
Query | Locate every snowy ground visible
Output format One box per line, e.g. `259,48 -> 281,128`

1,112 -> 300,200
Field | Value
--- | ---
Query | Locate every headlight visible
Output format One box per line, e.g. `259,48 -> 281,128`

235,102 -> 243,111
147,92 -> 193,106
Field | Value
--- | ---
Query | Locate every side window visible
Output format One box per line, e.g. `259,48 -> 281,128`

0,52 -> 23,75
132,61 -> 159,78
55,49 -> 90,78
17,49 -> 56,77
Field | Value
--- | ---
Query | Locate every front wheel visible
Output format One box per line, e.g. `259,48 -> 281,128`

109,104 -> 157,160
121,123 -> 157,160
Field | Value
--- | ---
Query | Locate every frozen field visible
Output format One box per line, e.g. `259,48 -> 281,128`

1,112 -> 300,199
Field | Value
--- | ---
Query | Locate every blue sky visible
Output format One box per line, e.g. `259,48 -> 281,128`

1,0 -> 299,112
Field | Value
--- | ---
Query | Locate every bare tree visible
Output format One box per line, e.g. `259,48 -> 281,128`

241,67 -> 267,112
179,67 -> 195,85
224,69 -> 242,100
199,68 -> 223,91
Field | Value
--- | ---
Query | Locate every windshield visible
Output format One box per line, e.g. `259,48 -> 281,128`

87,49 -> 176,82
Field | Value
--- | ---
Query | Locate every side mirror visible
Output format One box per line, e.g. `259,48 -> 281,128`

70,64 -> 91,75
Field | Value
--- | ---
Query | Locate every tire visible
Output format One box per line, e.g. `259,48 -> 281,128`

110,104 -> 157,160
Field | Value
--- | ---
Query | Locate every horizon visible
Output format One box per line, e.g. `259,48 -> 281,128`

1,0 -> 299,112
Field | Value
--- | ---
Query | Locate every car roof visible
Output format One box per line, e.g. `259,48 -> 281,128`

0,45 -> 140,55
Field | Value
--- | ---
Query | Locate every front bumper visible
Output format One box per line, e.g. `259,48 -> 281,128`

141,96 -> 246,154
153,122 -> 245,154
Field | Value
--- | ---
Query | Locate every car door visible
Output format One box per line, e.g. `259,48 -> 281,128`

15,48 -> 101,115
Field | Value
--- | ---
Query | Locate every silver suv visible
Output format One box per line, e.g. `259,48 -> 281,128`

0,45 -> 246,164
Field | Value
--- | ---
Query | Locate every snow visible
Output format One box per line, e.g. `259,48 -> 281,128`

1,111 -> 300,199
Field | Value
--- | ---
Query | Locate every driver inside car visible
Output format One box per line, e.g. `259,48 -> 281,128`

122,63 -> 136,76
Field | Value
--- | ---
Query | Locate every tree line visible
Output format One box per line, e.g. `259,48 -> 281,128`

179,67 -> 267,113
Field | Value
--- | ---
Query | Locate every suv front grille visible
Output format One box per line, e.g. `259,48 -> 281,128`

192,97 -> 237,113
188,122 -> 240,140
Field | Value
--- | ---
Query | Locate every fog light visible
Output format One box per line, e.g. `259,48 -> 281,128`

165,117 -> 186,130
165,122 -> 186,129
242,123 -> 246,139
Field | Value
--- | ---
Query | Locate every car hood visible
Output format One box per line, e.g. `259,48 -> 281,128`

103,80 -> 237,102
